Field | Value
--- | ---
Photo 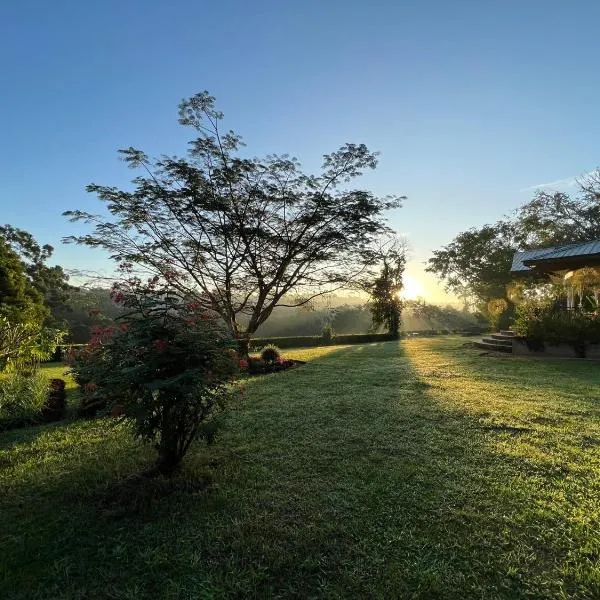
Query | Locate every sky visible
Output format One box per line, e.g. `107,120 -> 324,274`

2,0 -> 600,303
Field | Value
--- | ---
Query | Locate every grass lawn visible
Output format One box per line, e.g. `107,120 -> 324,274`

2,338 -> 600,598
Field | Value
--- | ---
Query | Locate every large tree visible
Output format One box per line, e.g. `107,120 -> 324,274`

516,172 -> 600,246
426,169 -> 600,327
65,92 -> 403,354
0,225 -> 71,320
426,221 -> 518,303
0,237 -> 48,327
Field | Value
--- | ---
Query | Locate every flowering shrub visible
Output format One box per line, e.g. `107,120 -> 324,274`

69,276 -> 238,475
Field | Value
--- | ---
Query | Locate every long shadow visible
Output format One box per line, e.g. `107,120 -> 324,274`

1,341 -> 599,599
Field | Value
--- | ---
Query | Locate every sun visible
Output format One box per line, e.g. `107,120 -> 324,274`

401,274 -> 425,300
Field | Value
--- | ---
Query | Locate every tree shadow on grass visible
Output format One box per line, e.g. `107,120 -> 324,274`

2,341 -> 600,599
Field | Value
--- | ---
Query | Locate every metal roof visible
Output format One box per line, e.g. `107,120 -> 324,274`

510,238 -> 600,273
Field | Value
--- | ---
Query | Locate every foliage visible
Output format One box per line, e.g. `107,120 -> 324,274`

0,225 -> 72,323
403,299 -> 485,331
486,298 -> 509,331
68,275 -> 238,474
64,91 -> 403,354
52,287 -> 125,343
514,299 -> 600,356
0,317 -> 65,372
247,354 -> 295,375
364,235 -> 406,336
427,169 -> 600,326
260,344 -> 281,365
426,221 -> 518,305
321,322 -> 334,342
516,171 -> 600,246
41,378 -> 67,422
250,332 -> 395,350
0,237 -> 48,327
0,370 -> 49,426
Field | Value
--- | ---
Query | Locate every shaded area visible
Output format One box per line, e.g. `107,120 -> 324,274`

1,339 -> 600,598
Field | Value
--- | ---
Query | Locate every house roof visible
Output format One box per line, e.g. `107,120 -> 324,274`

510,239 -> 600,274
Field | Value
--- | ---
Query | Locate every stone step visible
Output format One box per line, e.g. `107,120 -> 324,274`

500,330 -> 516,337
482,337 -> 513,347
490,333 -> 516,341
474,340 -> 513,353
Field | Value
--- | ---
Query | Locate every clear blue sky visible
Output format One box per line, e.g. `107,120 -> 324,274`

2,0 -> 599,297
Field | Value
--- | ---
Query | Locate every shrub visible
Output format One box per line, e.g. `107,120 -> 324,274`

322,323 -> 334,343
0,371 -> 49,426
514,299 -> 600,357
69,276 -> 238,475
42,378 -> 67,422
260,344 -> 281,365
0,318 -> 65,372
250,333 -> 394,350
247,356 -> 266,375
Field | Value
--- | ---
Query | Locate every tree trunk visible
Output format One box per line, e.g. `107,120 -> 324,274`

151,445 -> 182,477
237,336 -> 250,360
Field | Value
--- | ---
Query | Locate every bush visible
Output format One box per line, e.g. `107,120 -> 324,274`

260,344 -> 281,364
250,333 -> 394,350
322,323 -> 334,343
41,379 -> 67,422
514,299 -> 600,357
0,371 -> 49,427
0,318 -> 66,372
69,277 -> 239,475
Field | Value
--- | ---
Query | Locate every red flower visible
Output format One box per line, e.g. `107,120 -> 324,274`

239,359 -> 248,369
153,339 -> 169,352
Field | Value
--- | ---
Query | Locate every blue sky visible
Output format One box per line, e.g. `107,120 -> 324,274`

2,0 -> 599,300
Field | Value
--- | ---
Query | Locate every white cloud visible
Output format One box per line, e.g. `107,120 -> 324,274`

519,176 -> 579,193
520,169 -> 598,193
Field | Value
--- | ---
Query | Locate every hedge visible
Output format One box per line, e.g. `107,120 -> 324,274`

250,333 -> 396,350
47,329 -> 486,360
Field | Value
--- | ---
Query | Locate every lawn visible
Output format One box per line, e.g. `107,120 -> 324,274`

2,338 -> 600,599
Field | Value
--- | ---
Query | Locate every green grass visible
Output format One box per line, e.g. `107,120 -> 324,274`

2,338 -> 600,599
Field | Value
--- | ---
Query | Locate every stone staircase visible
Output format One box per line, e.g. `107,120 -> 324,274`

474,330 -> 516,353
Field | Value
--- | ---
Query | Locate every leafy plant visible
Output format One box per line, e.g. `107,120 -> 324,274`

69,275 -> 238,475
321,323 -> 334,343
260,345 -> 281,365
514,299 -> 600,357
0,318 -> 65,372
0,371 -> 49,426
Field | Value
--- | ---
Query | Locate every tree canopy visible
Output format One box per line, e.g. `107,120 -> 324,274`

427,169 -> 600,310
65,91 -> 404,352
0,225 -> 71,321
0,236 -> 48,327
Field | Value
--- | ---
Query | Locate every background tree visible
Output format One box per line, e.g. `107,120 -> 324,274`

426,170 -> 600,329
65,92 -> 403,355
516,171 -> 600,246
0,225 -> 71,324
365,236 -> 406,337
0,237 -> 48,327
426,221 -> 517,304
